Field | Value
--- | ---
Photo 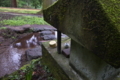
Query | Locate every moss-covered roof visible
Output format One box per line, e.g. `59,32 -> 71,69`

99,0 -> 120,31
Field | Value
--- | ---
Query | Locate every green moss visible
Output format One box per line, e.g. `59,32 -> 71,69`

99,0 -> 120,31
43,0 -> 70,28
43,0 -> 120,68
81,0 -> 120,68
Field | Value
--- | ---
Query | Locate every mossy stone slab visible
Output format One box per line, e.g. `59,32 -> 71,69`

43,0 -> 120,68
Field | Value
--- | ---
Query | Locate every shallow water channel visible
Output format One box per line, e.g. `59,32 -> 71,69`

0,33 -> 42,77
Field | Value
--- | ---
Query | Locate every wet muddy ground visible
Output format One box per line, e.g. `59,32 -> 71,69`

0,13 -> 56,78
0,28 -> 57,77
0,27 -> 36,77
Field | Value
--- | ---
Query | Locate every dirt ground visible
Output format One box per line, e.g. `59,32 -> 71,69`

0,12 -> 55,80
0,13 -> 31,54
0,10 -> 45,52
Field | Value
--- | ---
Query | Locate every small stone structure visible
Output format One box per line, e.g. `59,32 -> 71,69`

43,0 -> 120,80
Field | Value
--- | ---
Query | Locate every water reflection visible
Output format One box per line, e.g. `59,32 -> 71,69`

0,33 -> 42,77
13,33 -> 42,49
0,45 -> 23,77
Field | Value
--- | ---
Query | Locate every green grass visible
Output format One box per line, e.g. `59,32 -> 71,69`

0,16 -> 49,26
0,27 -> 7,29
0,7 -> 40,14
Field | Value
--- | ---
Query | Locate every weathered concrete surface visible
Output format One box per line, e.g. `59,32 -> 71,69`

41,39 -> 71,80
43,0 -> 120,68
70,40 -> 120,80
41,38 -> 83,80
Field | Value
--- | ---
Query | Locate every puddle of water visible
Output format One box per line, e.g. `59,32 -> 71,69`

0,33 -> 42,77
0,32 -> 60,77
0,45 -> 23,77
13,33 -> 42,49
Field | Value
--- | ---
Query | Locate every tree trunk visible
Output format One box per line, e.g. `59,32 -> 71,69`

35,6 -> 37,9
11,0 -> 17,7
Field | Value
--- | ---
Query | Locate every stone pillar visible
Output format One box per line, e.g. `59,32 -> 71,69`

43,0 -> 120,79
70,40 -> 120,80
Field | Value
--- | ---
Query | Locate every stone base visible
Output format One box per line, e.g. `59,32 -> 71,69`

69,40 -> 120,80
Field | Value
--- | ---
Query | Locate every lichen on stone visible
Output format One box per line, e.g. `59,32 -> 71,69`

99,0 -> 120,31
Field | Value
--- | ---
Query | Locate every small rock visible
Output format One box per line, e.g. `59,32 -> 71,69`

31,27 -> 44,32
64,43 -> 70,49
26,46 -> 42,61
43,27 -> 57,31
43,35 -> 55,40
21,24 -> 31,29
6,25 -> 31,33
8,27 -> 27,33
41,31 -> 53,35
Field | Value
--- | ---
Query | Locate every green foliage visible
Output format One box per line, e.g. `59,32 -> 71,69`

17,0 -> 43,9
17,0 -> 27,8
0,0 -> 11,7
38,0 -> 43,6
8,74 -> 22,80
12,36 -> 16,39
5,58 -> 55,80
25,61 -> 35,80
0,0 -> 43,9
0,16 -> 48,26
0,27 -> 7,30
7,61 -> 34,80
30,0 -> 40,9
